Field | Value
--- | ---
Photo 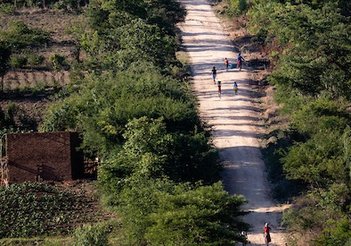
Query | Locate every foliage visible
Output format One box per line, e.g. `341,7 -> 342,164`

79,0 -> 182,72
250,2 -> 351,99
262,129 -> 305,201
0,21 -> 49,50
0,183 -> 98,238
9,54 -> 27,68
0,3 -> 15,14
247,0 -> 351,243
40,99 -> 80,132
114,178 -> 248,245
26,53 -> 45,67
50,54 -> 69,70
145,182 -> 248,245
99,117 -> 219,197
38,0 -> 249,244
41,64 -> 200,154
0,103 -> 37,132
314,217 -> 351,246
73,223 -> 110,246
223,0 -> 249,16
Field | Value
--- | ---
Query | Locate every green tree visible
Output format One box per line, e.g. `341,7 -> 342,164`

145,182 -> 248,245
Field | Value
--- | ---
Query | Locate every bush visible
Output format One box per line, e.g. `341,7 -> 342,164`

73,223 -> 110,246
27,53 -> 44,66
0,21 -> 49,50
315,217 -> 351,246
9,54 -> 27,68
0,3 -> 15,14
145,182 -> 248,245
50,54 -> 69,70
226,0 -> 248,16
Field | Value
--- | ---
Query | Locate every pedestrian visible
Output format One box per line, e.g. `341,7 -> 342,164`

217,80 -> 222,98
211,66 -> 217,84
224,58 -> 229,71
263,222 -> 272,246
237,52 -> 245,71
233,81 -> 238,95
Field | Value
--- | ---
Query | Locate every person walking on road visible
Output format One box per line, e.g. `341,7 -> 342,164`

263,223 -> 272,246
233,81 -> 238,95
211,66 -> 217,84
224,58 -> 229,71
237,52 -> 245,71
217,80 -> 222,98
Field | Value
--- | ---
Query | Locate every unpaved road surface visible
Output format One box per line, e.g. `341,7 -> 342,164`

179,0 -> 287,245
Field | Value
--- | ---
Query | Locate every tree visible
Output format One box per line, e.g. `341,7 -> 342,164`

145,182 -> 248,245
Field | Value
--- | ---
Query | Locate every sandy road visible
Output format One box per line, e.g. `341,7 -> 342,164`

179,0 -> 286,245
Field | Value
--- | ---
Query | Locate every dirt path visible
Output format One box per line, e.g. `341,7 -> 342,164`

179,0 -> 286,245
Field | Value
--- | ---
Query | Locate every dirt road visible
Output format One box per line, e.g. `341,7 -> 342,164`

179,0 -> 286,245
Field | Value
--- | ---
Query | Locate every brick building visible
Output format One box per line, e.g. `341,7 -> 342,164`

3,131 -> 84,183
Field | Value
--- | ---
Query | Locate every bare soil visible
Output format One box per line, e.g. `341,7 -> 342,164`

0,8 -> 80,128
179,0 -> 288,245
0,9 -> 79,90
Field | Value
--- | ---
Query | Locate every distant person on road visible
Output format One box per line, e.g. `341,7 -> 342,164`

263,222 -> 271,246
217,80 -> 222,98
237,52 -> 245,71
224,58 -> 229,71
233,81 -> 238,95
211,66 -> 217,83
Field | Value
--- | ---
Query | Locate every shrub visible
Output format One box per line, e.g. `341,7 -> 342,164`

314,217 -> 351,246
226,0 -> 248,16
27,53 -> 45,67
73,223 -> 110,246
0,3 -> 15,14
9,54 -> 27,68
50,54 -> 69,70
0,21 -> 49,50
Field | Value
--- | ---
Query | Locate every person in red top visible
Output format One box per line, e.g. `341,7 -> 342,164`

217,80 -> 222,98
264,223 -> 271,245
224,57 -> 229,71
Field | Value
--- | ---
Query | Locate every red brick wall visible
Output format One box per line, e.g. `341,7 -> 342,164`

7,132 -> 83,183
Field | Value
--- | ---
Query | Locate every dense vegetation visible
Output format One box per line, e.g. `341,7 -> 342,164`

226,0 -> 351,244
33,0 -> 249,244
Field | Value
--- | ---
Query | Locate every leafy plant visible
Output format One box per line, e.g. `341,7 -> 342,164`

26,53 -> 44,67
73,223 -> 110,246
9,54 -> 27,68
50,54 -> 69,70
0,3 -> 15,14
0,21 -> 50,50
0,183 -> 100,238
